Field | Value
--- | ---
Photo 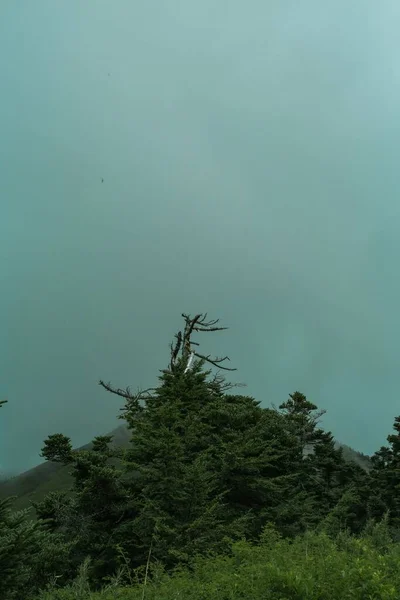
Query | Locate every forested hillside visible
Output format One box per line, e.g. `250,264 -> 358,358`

0,425 -> 131,514
1,314 -> 400,600
0,426 -> 370,516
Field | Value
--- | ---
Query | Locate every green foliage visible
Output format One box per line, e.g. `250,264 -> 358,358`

111,363 -> 321,575
39,445 -> 130,587
110,362 -> 248,569
41,434 -> 75,464
3,313 -> 400,598
34,523 -> 400,599
33,490 -> 74,531
0,496 -> 74,599
0,425 -> 131,514
369,415 -> 400,532
27,367 -> 381,593
276,391 -> 371,536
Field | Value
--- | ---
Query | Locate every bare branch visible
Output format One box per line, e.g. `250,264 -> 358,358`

101,312 -> 239,412
194,352 -> 237,371
197,313 -> 221,327
99,380 -> 136,400
169,313 -> 238,373
219,381 -> 246,391
182,313 -> 202,354
99,380 -> 155,401
193,326 -> 228,333
210,371 -> 247,392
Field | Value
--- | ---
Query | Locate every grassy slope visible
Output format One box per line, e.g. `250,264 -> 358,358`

0,424 -> 131,515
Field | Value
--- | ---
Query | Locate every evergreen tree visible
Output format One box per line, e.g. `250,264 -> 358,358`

278,391 -> 367,532
32,312 -> 380,592
279,391 -> 326,458
0,402 -> 73,599
99,316 -> 316,571
37,431 -> 130,586
97,314 -> 252,571
115,363 -> 303,569
369,415 -> 400,536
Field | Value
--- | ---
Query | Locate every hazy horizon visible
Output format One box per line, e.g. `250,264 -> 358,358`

2,1 -> 400,475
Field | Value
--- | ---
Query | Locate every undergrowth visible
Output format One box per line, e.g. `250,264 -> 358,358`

35,520 -> 400,600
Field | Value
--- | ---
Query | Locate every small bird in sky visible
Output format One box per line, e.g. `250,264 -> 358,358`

101,178 -> 104,183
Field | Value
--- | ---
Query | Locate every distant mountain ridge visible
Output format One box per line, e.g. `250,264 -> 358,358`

0,424 -> 371,516
0,424 -> 131,515
334,441 -> 371,472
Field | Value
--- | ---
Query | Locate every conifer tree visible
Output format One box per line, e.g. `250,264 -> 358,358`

99,314 -> 311,570
0,402 -> 73,599
35,312 -> 378,591
98,313 -> 251,571
38,431 -> 130,586
278,391 -> 364,532
369,415 -> 400,536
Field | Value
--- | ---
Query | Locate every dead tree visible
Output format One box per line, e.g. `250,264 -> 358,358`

167,313 -> 237,373
99,312 -> 244,410
164,313 -> 247,393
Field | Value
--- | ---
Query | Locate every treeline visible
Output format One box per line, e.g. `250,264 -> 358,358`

2,313 -> 400,599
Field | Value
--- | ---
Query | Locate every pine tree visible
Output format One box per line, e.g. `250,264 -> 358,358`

99,315 -> 311,572
33,312 -> 376,591
38,430 -> 130,587
279,391 -> 326,457
369,415 -> 400,536
278,391 -> 365,533
35,314 -> 242,584
0,402 -> 73,599
98,314 -> 249,571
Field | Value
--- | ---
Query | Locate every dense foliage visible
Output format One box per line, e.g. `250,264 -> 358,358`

35,521 -> 400,600
2,313 -> 400,598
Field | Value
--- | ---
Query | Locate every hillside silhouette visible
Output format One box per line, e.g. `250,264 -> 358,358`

0,424 -> 131,514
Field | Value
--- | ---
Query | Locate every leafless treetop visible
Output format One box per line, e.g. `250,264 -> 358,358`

99,312 -> 243,406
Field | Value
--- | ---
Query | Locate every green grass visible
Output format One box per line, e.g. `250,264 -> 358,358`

35,522 -> 400,600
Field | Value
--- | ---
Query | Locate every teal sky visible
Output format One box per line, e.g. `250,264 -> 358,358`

2,1 -> 400,474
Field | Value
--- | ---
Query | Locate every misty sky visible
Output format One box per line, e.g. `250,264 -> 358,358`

2,0 -> 400,474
